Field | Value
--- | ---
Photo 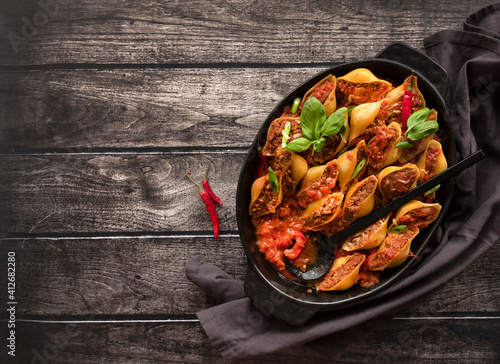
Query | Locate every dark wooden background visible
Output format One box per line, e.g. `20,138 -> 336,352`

1,0 -> 499,362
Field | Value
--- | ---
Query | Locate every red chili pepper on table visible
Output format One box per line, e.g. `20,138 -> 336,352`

186,174 -> 219,240
401,71 -> 414,134
202,164 -> 223,205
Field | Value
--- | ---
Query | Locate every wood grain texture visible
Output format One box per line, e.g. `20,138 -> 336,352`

0,68 -> 317,152
4,319 -> 499,363
0,153 -> 243,234
0,238 -> 498,317
0,0 -> 493,66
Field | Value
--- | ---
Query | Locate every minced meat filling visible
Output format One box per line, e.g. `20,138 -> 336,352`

380,167 -> 419,202
344,219 -> 384,250
341,177 -> 376,225
270,152 -> 294,197
302,195 -> 341,229
368,229 -> 415,269
397,207 -> 437,229
251,180 -> 279,217
317,252 -> 365,290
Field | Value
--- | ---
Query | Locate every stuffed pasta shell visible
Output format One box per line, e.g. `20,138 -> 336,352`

262,117 -> 302,157
348,99 -> 390,147
341,175 -> 378,226
378,163 -> 420,204
416,140 -> 447,184
297,160 -> 339,207
342,215 -> 390,251
336,68 -> 393,107
394,200 -> 442,230
269,148 -> 308,198
316,252 -> 366,291
366,122 -> 402,172
249,172 -> 283,217
300,192 -> 344,231
300,74 -> 337,116
367,227 -> 419,270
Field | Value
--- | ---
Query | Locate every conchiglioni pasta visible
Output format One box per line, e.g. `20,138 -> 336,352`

250,68 -> 447,291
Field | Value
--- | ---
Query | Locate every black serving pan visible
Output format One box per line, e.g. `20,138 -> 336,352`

236,42 -> 456,325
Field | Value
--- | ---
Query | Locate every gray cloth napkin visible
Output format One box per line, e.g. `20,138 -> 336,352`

186,2 -> 500,359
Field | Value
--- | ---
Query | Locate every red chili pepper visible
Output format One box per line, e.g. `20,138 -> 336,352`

202,164 -> 223,205
186,174 -> 219,240
401,71 -> 414,134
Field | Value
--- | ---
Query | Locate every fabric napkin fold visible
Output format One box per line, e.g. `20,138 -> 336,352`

186,3 -> 500,359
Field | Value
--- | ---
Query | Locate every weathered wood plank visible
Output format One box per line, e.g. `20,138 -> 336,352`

0,153 -> 243,234
0,0 -> 492,66
0,238 -> 498,316
0,68 -> 317,152
4,319 -> 499,363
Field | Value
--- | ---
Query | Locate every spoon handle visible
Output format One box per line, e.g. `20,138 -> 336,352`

326,150 -> 485,246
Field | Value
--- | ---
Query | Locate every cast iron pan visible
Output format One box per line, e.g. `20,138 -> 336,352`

236,42 -> 456,325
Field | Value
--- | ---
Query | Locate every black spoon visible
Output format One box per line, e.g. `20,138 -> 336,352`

285,150 -> 486,281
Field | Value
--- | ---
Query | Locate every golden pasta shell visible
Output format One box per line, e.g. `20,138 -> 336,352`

290,152 -> 308,182
348,100 -> 382,146
297,165 -> 327,197
316,253 -> 365,291
378,163 -> 420,204
416,140 -> 447,184
368,228 -> 419,270
300,74 -> 337,116
300,192 -> 344,231
342,215 -> 390,251
336,140 -> 367,191
338,68 -> 386,85
249,172 -> 283,217
261,117 -> 301,157
394,200 -> 442,230
343,175 -> 378,220
380,122 -> 403,168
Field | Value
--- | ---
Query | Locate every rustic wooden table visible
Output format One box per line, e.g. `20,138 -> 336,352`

1,0 -> 499,362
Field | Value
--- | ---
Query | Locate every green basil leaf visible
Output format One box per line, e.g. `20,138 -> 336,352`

284,137 -> 314,152
407,119 -> 439,141
313,137 -> 326,153
406,107 -> 430,134
347,105 -> 356,117
267,167 -> 279,194
300,96 -> 325,141
321,107 -> 347,137
391,225 -> 408,233
395,140 -> 413,149
281,121 -> 291,148
424,184 -> 440,196
339,118 -> 347,139
350,158 -> 366,179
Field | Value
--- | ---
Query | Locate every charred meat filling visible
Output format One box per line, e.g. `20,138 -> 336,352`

270,152 -> 294,197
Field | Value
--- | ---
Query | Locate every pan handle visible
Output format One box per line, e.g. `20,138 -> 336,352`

375,42 -> 448,99
244,265 -> 319,325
